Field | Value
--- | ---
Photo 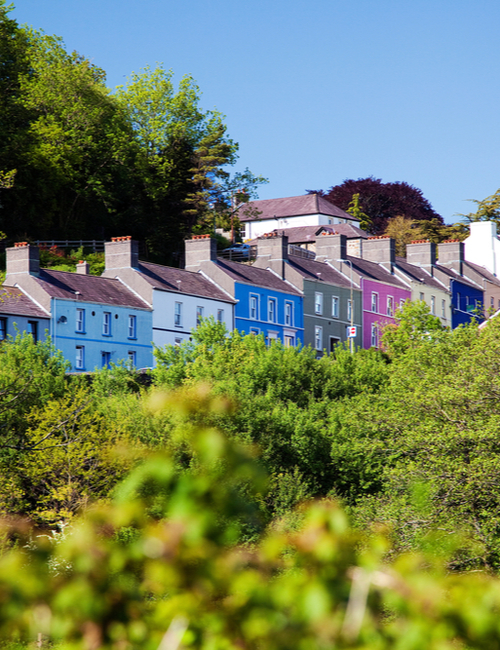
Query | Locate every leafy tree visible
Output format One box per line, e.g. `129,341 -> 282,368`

383,215 -> 418,256
458,188 -> 500,233
317,176 -> 443,235
346,193 -> 372,232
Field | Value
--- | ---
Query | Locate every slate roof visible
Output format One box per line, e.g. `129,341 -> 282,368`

464,261 -> 500,286
33,269 -> 151,309
346,256 -> 410,289
432,264 -> 482,290
0,287 -> 49,318
215,259 -> 302,295
287,255 -> 357,290
395,257 -> 449,291
238,194 -> 357,222
137,262 -> 235,303
248,223 -> 369,245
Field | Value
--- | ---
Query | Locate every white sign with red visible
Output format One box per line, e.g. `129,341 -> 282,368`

347,326 -> 357,338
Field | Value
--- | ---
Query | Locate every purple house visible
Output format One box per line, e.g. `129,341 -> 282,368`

315,234 -> 411,348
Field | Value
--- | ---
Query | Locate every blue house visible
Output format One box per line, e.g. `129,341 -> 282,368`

4,244 -> 153,371
185,235 -> 304,346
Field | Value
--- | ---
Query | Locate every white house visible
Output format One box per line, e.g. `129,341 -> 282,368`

238,193 -> 360,240
102,237 -> 235,351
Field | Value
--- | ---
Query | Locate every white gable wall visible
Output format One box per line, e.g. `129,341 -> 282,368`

464,221 -> 500,276
245,214 -> 352,240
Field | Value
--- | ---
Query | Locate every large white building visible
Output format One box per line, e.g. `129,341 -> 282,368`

238,194 -> 360,240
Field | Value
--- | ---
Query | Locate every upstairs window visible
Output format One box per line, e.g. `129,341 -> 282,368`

315,292 -> 323,315
217,309 -> 224,323
174,302 -> 182,327
196,306 -> 204,326
331,296 -> 339,318
431,296 -> 436,315
387,296 -> 393,316
128,315 -> 137,339
27,321 -> 38,343
0,318 -> 6,341
76,308 -> 85,333
103,312 -> 111,336
250,295 -> 258,320
285,301 -> 293,326
371,293 -> 378,313
268,298 -> 277,323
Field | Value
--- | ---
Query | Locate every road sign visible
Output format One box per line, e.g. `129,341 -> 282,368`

347,326 -> 357,338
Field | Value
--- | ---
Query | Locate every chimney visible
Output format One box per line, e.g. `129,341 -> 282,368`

254,233 -> 288,277
315,233 -> 347,263
464,221 -> 499,276
406,240 -> 436,267
437,240 -> 464,275
76,260 -> 89,275
104,236 -> 139,271
347,238 -> 363,258
184,235 -> 217,272
5,242 -> 40,281
361,236 -> 395,268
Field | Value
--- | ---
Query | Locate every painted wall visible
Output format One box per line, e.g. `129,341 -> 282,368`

302,279 -> 362,352
464,221 -> 500,277
245,214 -> 351,240
234,282 -> 303,346
407,283 -> 452,328
449,279 -> 484,328
362,279 -> 411,349
151,289 -> 234,351
0,314 -> 50,343
51,298 -> 153,371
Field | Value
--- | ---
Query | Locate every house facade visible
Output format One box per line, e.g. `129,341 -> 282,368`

0,287 -> 50,343
239,194 -> 361,241
4,243 -> 153,371
185,235 -> 304,346
102,237 -> 235,351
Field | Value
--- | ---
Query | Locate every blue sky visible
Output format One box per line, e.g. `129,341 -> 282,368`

10,0 -> 500,223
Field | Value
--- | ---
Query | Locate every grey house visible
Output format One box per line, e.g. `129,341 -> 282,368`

253,233 -> 362,352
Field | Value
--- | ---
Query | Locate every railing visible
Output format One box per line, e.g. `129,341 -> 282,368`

35,240 -> 105,252
288,244 -> 316,260
217,245 -> 257,262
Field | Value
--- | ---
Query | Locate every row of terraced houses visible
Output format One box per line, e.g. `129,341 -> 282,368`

1,194 -> 499,372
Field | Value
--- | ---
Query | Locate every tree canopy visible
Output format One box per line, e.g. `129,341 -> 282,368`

0,3 -> 264,263
316,176 -> 443,235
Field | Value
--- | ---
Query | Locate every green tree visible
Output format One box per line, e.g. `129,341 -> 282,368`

458,188 -> 500,233
347,193 -> 372,232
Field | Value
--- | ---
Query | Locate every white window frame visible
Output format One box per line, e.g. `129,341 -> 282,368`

430,296 -> 436,315
174,302 -> 182,327
128,315 -> 137,339
331,296 -> 339,318
315,292 -> 323,315
76,308 -> 85,333
103,312 -> 111,336
196,305 -> 204,326
387,296 -> 393,316
315,325 -> 323,351
371,323 -> 378,348
250,294 -> 258,320
76,345 -> 85,370
371,292 -> 378,313
285,301 -> 293,326
268,298 -> 277,323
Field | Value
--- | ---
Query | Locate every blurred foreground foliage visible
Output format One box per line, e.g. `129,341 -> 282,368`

4,389 -> 500,650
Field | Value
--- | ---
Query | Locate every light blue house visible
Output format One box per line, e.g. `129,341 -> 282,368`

185,235 -> 304,346
4,244 -> 153,371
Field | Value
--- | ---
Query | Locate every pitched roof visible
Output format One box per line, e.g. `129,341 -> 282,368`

248,223 -> 369,245
0,287 -> 49,318
464,261 -> 500,286
33,269 -> 151,309
238,194 -> 357,222
395,257 -> 449,291
137,262 -> 235,303
433,264 -> 482,290
346,256 -> 409,289
216,259 -> 301,295
287,255 -> 357,290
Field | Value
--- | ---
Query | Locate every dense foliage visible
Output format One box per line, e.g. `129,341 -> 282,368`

315,176 -> 443,235
0,2 -> 264,263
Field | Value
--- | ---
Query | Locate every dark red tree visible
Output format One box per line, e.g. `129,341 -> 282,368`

314,177 -> 443,235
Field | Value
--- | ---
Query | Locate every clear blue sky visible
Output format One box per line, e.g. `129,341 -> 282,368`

10,0 -> 500,223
